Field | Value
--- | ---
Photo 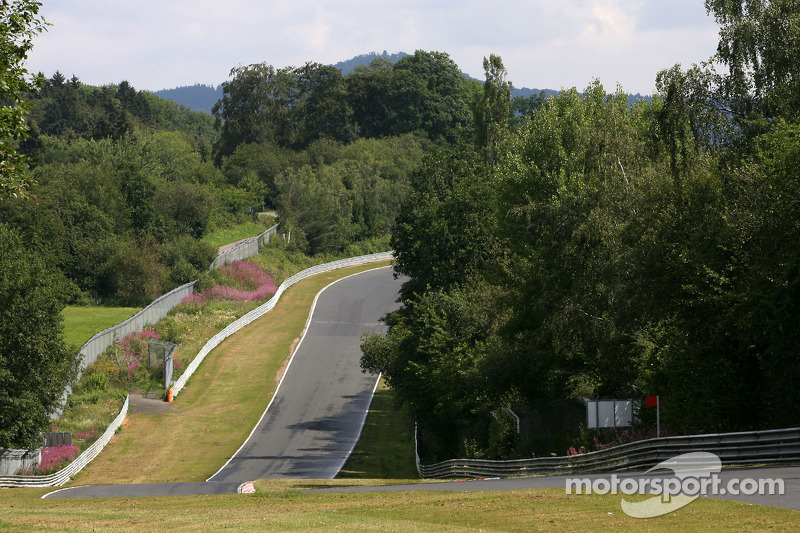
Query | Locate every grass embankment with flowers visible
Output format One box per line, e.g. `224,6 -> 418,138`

35,239 -> 353,478
39,238 -> 392,483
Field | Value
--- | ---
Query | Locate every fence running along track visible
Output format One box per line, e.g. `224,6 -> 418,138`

0,396 -> 129,488
0,249 -> 392,487
76,224 -> 279,374
417,427 -> 800,479
171,251 -> 394,397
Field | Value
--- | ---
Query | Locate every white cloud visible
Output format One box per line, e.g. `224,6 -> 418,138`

27,0 -> 720,95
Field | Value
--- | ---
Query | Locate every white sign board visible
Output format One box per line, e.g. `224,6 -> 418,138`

587,399 -> 636,429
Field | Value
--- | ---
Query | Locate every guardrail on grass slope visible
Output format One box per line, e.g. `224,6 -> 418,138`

209,224 -> 279,270
76,224 -> 280,374
0,395 -> 129,488
417,426 -> 800,479
171,251 -> 394,398
0,249 -> 391,488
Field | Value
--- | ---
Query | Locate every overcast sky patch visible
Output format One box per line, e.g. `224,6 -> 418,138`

27,0 -> 720,95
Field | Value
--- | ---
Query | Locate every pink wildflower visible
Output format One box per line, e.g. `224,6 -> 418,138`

203,262 -> 277,302
181,293 -> 206,306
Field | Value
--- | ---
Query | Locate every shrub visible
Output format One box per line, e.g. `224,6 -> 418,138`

155,315 -> 187,344
80,371 -> 108,392
115,329 -> 160,378
178,292 -> 206,314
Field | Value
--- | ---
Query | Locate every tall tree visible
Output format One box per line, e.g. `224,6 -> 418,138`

473,54 -> 511,167
387,50 -> 472,143
0,224 -> 79,448
706,0 -> 800,120
0,0 -> 47,197
293,62 -> 355,147
346,57 -> 394,138
212,63 -> 295,163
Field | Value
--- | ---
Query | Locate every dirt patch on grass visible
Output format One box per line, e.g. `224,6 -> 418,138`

128,393 -> 182,415
276,337 -> 300,384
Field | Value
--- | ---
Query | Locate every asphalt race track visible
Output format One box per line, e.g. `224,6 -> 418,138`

207,266 -> 404,482
45,266 -> 403,499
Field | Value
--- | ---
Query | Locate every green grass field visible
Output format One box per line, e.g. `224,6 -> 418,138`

338,379 -> 419,479
61,306 -> 141,348
2,482 -> 797,531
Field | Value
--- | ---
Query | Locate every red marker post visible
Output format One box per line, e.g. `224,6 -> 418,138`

646,395 -> 660,437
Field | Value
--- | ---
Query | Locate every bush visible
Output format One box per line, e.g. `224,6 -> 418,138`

155,315 -> 187,344
202,260 -> 277,302
80,371 -> 108,392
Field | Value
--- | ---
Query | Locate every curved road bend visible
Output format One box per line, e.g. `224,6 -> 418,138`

209,266 -> 404,482
45,266 -> 404,499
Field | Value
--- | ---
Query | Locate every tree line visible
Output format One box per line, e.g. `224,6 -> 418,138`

362,1 -> 800,461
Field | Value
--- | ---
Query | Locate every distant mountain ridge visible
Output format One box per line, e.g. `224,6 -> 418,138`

151,52 -> 648,114
153,83 -> 222,114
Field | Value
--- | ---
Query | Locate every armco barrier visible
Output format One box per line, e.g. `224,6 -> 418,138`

417,427 -> 800,479
171,251 -> 393,398
0,395 -> 129,488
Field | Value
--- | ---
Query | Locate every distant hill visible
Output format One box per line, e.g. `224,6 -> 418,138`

151,53 -> 651,114
331,50 -> 409,75
152,83 -> 222,114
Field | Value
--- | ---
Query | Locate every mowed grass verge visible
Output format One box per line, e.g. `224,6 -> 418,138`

3,483 -> 798,531
337,379 -> 419,479
66,261 -> 392,486
61,306 -> 141,348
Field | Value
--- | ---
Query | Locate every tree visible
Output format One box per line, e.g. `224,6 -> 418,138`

509,91 -> 547,130
212,63 -> 295,163
706,0 -> 800,120
0,224 -> 79,448
293,62 -> 355,147
473,54 -> 511,167
346,57 -> 394,138
391,143 -> 496,299
387,50 -> 472,143
0,0 -> 47,197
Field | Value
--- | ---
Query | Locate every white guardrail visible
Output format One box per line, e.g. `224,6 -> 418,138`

0,396 -> 129,488
171,251 -> 393,397
417,427 -> 800,479
0,250 -> 392,487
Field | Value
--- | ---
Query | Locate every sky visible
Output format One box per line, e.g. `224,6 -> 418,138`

27,0 -> 722,96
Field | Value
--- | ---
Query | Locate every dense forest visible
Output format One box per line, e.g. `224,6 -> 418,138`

2,0 -> 799,458
361,2 -> 800,460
